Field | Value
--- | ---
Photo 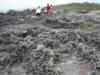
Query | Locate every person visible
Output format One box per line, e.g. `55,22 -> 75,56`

46,3 -> 52,16
50,4 -> 53,13
36,6 -> 41,16
44,7 -> 47,15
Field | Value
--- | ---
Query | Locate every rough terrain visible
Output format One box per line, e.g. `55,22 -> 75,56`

0,10 -> 100,75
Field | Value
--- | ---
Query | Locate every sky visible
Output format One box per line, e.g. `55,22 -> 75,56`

0,0 -> 100,11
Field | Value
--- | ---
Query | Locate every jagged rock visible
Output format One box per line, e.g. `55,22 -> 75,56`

0,52 -> 11,70
8,66 -> 26,75
43,39 -> 60,49
0,10 -> 100,75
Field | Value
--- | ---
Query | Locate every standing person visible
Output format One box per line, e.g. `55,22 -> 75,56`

46,3 -> 52,16
50,4 -> 53,13
44,7 -> 47,15
36,6 -> 41,16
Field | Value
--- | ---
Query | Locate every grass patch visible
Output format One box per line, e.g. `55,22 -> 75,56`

54,2 -> 100,11
80,22 -> 95,29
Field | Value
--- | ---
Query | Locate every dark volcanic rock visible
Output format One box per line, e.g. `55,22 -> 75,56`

0,10 -> 100,75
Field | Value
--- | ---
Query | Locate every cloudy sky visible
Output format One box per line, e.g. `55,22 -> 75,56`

0,0 -> 100,11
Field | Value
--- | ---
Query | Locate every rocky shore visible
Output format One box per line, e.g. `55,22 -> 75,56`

0,10 -> 100,75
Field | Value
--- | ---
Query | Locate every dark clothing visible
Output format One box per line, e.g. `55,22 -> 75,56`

36,13 -> 41,16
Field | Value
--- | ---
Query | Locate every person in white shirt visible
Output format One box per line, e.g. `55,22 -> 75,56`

36,6 -> 41,16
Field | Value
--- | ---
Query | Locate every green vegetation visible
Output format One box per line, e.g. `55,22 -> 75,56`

54,2 -> 100,11
80,22 -> 95,29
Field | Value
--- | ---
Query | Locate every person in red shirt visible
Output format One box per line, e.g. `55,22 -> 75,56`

46,3 -> 52,16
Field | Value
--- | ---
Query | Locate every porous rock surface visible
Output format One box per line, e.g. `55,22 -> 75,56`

0,10 -> 100,75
